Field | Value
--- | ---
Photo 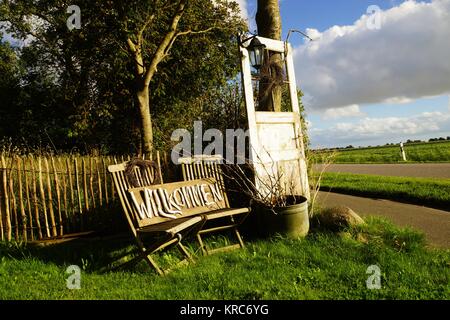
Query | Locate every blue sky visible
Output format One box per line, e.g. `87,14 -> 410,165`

241,0 -> 450,148
252,0 -> 419,42
2,1 -> 448,149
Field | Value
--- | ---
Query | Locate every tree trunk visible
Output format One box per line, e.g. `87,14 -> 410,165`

136,85 -> 153,156
126,0 -> 189,156
256,0 -> 283,112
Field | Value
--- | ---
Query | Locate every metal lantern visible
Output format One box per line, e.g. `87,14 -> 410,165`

247,37 -> 266,70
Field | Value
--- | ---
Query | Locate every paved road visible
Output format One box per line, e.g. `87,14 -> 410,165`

314,163 -> 450,179
317,191 -> 450,248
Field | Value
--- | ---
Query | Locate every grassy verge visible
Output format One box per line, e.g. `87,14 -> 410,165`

313,141 -> 450,163
0,218 -> 448,299
319,172 -> 450,209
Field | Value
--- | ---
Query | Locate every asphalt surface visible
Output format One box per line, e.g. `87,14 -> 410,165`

314,163 -> 450,179
317,191 -> 450,249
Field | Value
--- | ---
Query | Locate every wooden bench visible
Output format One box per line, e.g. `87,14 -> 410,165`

178,155 -> 250,255
108,159 -> 205,275
108,157 -> 250,274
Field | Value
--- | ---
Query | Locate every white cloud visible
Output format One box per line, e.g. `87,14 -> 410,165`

294,0 -> 450,112
382,97 -> 414,105
311,111 -> 450,147
323,104 -> 365,120
232,0 -> 249,20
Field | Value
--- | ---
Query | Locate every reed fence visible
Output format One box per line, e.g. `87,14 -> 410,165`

0,152 -> 173,242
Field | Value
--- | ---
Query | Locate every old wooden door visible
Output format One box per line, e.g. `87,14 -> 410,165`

240,36 -> 310,200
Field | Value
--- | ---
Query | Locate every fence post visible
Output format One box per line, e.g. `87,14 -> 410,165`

17,157 -> 27,241
74,158 -> 83,231
89,157 -> 96,210
24,156 -> 34,241
30,156 -> 43,239
44,157 -> 57,237
82,158 -> 89,228
8,159 -> 19,240
0,153 -> 166,242
66,157 -> 75,232
51,157 -> 63,236
0,161 -> 7,241
2,156 -> 12,241
400,142 -> 407,161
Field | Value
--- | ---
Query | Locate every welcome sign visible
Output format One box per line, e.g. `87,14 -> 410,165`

128,178 -> 226,225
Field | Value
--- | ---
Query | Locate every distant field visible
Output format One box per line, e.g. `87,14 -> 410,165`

314,141 -> 450,163
319,172 -> 450,210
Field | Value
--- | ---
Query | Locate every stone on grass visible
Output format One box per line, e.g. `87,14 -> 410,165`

337,231 -> 353,240
356,232 -> 369,244
317,206 -> 365,232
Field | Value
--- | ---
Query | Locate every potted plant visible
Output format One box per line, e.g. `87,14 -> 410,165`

223,162 -> 309,239
257,195 -> 309,239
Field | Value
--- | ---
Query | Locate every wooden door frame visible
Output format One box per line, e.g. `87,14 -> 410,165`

239,35 -> 310,199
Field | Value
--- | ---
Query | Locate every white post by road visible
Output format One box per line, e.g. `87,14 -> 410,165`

400,142 -> 407,161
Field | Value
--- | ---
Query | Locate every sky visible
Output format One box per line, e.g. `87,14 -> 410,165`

1,1 -> 449,149
237,0 -> 450,148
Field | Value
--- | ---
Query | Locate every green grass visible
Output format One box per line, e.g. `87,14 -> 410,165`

314,141 -> 450,163
0,218 -> 448,300
319,172 -> 450,209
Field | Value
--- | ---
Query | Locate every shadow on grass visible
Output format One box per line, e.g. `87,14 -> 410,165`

0,213 -> 435,278
0,228 -> 245,275
0,233 -> 138,273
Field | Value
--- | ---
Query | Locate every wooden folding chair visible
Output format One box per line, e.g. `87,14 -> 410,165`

108,159 -> 204,275
178,155 -> 250,255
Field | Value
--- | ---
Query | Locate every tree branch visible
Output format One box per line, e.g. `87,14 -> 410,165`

127,37 -> 146,77
161,26 -> 218,62
127,38 -> 137,53
143,0 -> 187,87
137,13 -> 155,46
175,27 -> 217,38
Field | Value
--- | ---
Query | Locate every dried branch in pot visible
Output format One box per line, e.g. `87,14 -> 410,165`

221,155 -> 305,209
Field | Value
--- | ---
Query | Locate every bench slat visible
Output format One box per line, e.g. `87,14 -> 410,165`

138,216 -> 203,235
128,178 -> 229,228
202,207 -> 250,220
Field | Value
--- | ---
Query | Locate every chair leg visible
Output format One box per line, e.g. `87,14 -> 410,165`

161,236 -> 196,274
111,236 -> 177,275
143,254 -> 164,276
136,234 -> 199,275
229,215 -> 245,248
177,242 -> 194,263
110,249 -> 163,275
197,233 -> 208,255
196,226 -> 245,256
234,228 -> 245,249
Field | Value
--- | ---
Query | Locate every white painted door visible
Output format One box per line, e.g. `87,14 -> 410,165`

240,36 -> 310,200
